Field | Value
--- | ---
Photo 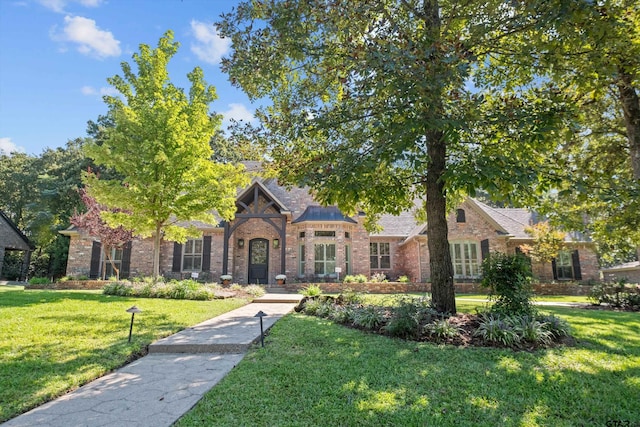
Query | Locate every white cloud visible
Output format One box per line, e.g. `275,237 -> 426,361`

81,85 -> 118,96
38,0 -> 103,13
190,20 -> 230,65
0,137 -> 25,155
55,15 -> 121,59
221,103 -> 255,127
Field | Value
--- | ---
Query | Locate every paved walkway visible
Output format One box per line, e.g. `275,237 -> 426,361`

2,294 -> 303,427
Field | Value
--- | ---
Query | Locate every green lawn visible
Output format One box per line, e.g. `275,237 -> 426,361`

177,305 -> 640,427
0,286 -> 250,422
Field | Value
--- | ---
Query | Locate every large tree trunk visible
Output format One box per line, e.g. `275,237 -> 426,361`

617,68 -> 640,181
426,130 -> 456,314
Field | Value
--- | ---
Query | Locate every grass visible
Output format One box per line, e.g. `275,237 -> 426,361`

177,305 -> 640,426
0,285 -> 250,422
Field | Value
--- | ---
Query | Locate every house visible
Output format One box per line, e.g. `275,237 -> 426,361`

600,258 -> 640,284
60,173 -> 599,285
0,210 -> 34,281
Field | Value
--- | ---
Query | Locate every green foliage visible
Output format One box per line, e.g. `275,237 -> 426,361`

83,31 -> 249,277
343,274 -> 367,283
424,318 -> 461,342
481,253 -> 536,316
27,277 -> 50,285
338,288 -> 364,305
299,284 -> 322,297
301,298 -> 322,316
352,305 -> 386,331
100,279 -> 242,301
520,221 -> 566,263
243,285 -> 266,297
384,297 -> 437,339
0,252 -> 23,281
473,314 -> 521,347
589,280 -> 640,311
397,275 -> 409,283
369,273 -> 387,283
536,314 -> 572,339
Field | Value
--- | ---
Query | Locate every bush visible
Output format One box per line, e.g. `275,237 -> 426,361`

244,284 -> 266,297
397,275 -> 409,283
507,316 -> 553,346
536,314 -> 571,338
384,296 -> 436,339
370,273 -> 387,283
28,277 -> 51,285
302,299 -> 323,316
299,284 -> 323,297
589,279 -> 640,311
474,313 -> 520,347
481,252 -> 535,316
424,318 -> 461,341
343,274 -> 368,283
103,282 -> 132,296
338,288 -> 365,305
352,305 -> 387,330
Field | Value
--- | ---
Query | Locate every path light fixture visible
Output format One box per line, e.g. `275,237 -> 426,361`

126,305 -> 142,343
254,310 -> 268,347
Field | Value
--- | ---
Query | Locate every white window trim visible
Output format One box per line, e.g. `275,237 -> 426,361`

314,242 -> 336,277
450,240 -> 480,279
370,242 -> 391,270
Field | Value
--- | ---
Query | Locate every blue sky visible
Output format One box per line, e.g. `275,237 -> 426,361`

0,0 -> 255,155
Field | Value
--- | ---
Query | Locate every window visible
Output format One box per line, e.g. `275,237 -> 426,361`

345,244 -> 351,274
345,231 -> 350,239
315,230 -> 336,237
556,251 -> 573,280
450,241 -> 480,278
182,239 -> 203,271
314,243 -> 336,275
299,231 -> 306,238
370,242 -> 391,269
103,247 -> 123,278
456,209 -> 466,223
299,244 -> 306,276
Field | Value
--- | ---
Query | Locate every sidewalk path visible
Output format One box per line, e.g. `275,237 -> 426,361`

2,294 -> 302,427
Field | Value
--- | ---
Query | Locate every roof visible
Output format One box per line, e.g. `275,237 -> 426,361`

292,206 -> 357,224
373,209 -> 422,237
601,260 -> 640,273
0,210 -> 34,250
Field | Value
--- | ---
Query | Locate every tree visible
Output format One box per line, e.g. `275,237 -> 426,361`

519,222 -> 566,264
217,1 -> 572,313
478,0 -> 640,263
71,188 -> 133,279
83,31 -> 249,277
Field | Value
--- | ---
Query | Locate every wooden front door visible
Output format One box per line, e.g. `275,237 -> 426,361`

248,238 -> 269,284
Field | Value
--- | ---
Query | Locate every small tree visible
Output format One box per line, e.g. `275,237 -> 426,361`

83,31 -> 249,277
71,188 -> 133,280
481,253 -> 535,317
519,221 -> 566,264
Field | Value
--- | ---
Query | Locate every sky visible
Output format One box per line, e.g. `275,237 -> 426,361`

0,0 -> 256,156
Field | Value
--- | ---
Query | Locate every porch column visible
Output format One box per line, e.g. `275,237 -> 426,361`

222,221 -> 230,275
280,216 -> 286,273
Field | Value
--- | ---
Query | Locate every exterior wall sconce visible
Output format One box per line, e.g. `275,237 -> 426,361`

273,239 -> 280,249
238,238 -> 244,248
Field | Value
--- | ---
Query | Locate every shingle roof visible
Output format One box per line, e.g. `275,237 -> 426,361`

373,210 -> 422,237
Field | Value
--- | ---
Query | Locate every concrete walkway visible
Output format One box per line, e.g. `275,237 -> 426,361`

2,294 -> 303,427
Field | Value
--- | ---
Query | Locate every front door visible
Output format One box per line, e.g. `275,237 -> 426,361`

248,238 -> 269,284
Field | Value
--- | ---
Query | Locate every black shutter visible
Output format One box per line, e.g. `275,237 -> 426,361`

121,241 -> 132,279
572,250 -> 582,280
551,258 -> 558,280
202,236 -> 211,271
172,242 -> 182,272
480,239 -> 490,260
89,241 -> 101,279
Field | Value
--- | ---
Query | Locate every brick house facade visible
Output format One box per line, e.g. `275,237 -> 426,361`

61,178 -> 600,285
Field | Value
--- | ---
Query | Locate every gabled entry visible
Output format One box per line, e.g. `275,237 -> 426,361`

248,238 -> 269,284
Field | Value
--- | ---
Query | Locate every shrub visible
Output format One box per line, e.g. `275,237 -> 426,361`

507,316 -> 553,346
338,288 -> 365,305
425,318 -> 461,341
370,273 -> 387,283
352,305 -> 387,330
397,275 -> 409,283
536,314 -> 571,338
28,277 -> 50,285
230,283 -> 244,292
244,284 -> 266,297
328,305 -> 354,324
384,297 -> 437,339
299,284 -> 323,297
474,313 -> 520,347
589,280 -> 640,310
103,282 -> 132,296
343,274 -> 367,283
302,299 -> 323,316
481,252 -> 535,316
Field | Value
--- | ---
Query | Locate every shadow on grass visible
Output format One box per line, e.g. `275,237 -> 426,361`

178,309 -> 640,427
